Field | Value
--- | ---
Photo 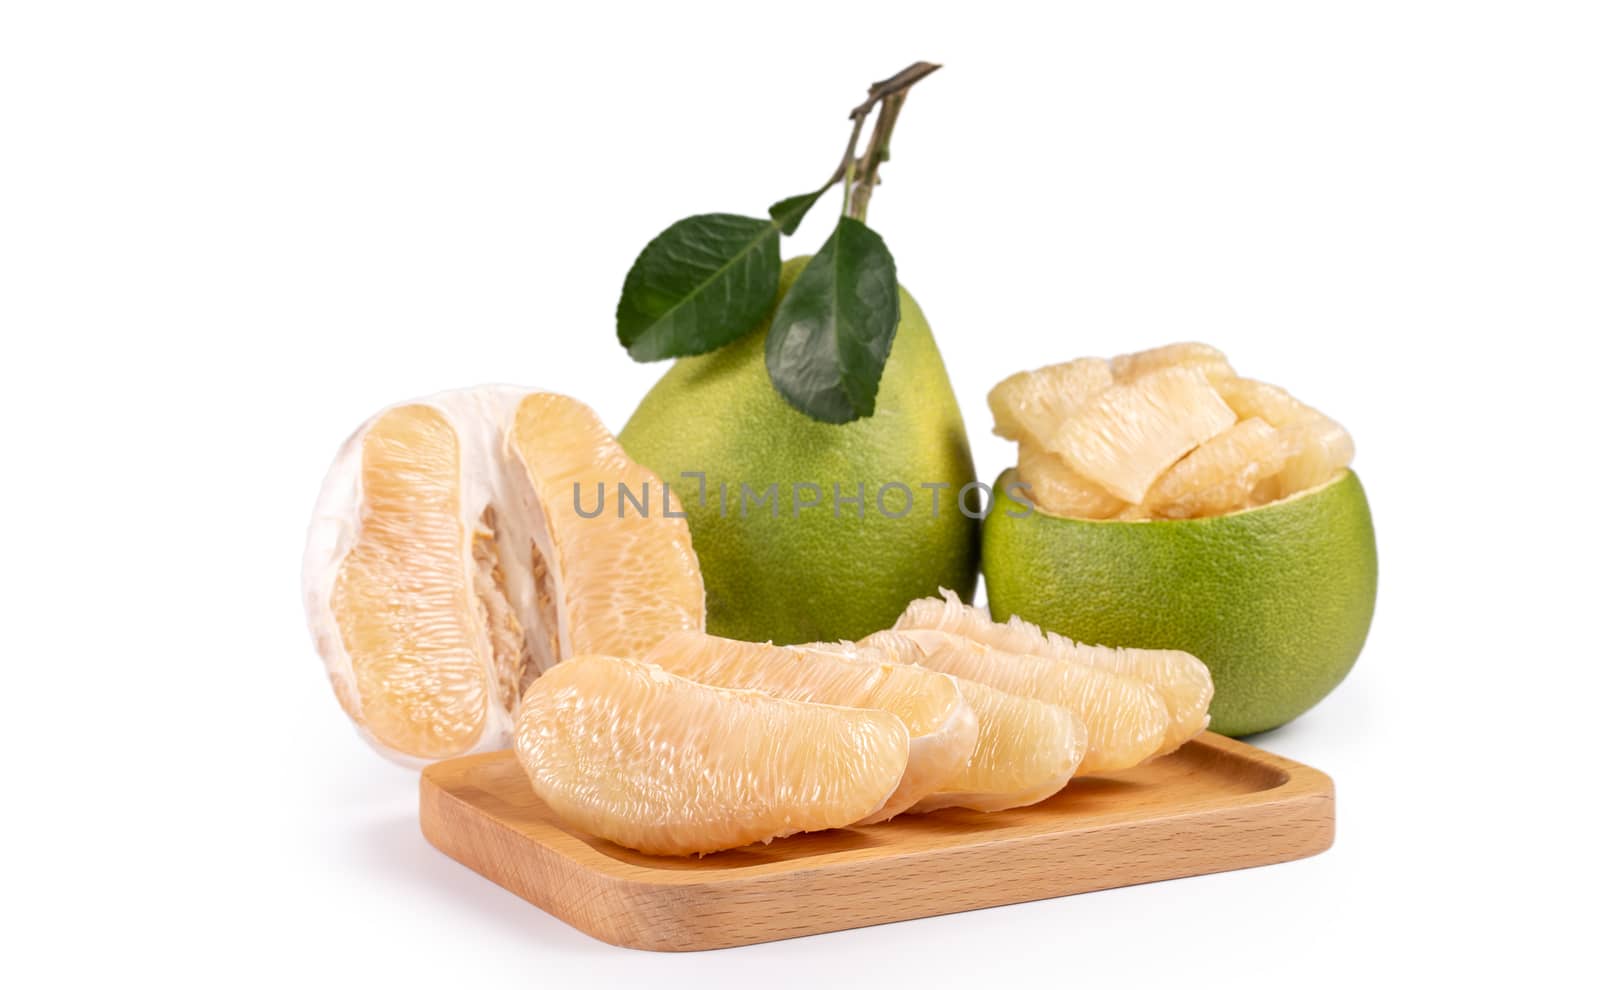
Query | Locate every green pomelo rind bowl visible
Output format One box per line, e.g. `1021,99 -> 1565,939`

983,468 -> 1377,736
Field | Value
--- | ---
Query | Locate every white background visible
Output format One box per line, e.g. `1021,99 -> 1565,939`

4,2 -> 1597,986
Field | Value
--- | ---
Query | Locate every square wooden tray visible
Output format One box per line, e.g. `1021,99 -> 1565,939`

419,731 -> 1333,951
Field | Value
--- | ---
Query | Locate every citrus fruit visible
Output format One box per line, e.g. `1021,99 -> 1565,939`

982,342 -> 1372,735
303,387 -> 704,765
640,631 -> 977,822
856,632 -> 1086,812
984,468 -> 1377,736
513,655 -> 909,856
619,257 -> 979,645
893,589 -> 1213,754
861,628 -> 1168,772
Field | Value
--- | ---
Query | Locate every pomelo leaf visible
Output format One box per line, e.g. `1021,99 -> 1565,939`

768,189 -> 825,236
616,213 -> 781,361
765,217 -> 900,423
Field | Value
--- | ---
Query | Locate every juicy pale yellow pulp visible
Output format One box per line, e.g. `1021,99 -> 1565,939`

329,404 -> 493,759
894,589 -> 1213,754
510,393 -> 704,660
856,632 -> 1087,811
862,627 -> 1169,773
514,656 -> 910,856
643,632 -> 977,822
988,343 -> 1355,520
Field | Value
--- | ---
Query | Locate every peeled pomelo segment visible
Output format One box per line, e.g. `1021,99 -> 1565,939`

855,632 -> 1085,812
326,404 -> 491,760
1015,442 -> 1125,519
1140,417 -> 1288,520
509,393 -> 704,666
1060,641 -> 1211,754
892,589 -> 1213,755
1215,378 -> 1353,499
642,631 -> 977,823
862,628 -> 1168,773
1274,418 -> 1356,498
1050,365 -> 1237,504
1215,376 -> 1317,426
987,358 -> 1114,445
910,676 -> 1084,813
1111,342 -> 1235,385
514,655 -> 909,856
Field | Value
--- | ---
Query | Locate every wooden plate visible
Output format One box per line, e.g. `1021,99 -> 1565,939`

420,732 -> 1333,951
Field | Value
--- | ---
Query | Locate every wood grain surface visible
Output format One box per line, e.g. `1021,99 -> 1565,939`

419,732 -> 1333,951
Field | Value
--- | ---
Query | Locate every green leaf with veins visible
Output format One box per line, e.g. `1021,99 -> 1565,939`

764,217 -> 900,423
615,213 -> 781,361
768,189 -> 826,236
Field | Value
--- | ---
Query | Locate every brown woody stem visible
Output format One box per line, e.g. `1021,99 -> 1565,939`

822,61 -> 940,222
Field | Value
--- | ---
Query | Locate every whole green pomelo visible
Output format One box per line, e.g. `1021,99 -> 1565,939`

620,258 -> 979,644
983,468 -> 1377,736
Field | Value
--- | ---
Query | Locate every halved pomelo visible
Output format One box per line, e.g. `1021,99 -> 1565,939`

642,631 -> 976,822
303,387 -> 704,765
983,468 -> 1376,736
514,655 -> 909,856
981,344 -> 1372,735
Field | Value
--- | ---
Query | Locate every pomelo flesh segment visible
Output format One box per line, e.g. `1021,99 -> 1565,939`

509,393 -> 705,665
1215,377 -> 1353,499
1215,375 -> 1319,426
845,633 -> 1086,812
909,676 -> 1085,813
1274,417 -> 1356,498
861,628 -> 1169,772
987,358 -> 1114,445
892,589 -> 1213,756
327,405 -> 491,760
1138,417 -> 1289,520
514,655 -> 910,856
1015,442 -> 1125,519
1050,365 -> 1237,504
1111,342 -> 1236,385
641,631 -> 977,822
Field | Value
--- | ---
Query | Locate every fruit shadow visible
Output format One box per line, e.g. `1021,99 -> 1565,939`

349,813 -> 615,955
